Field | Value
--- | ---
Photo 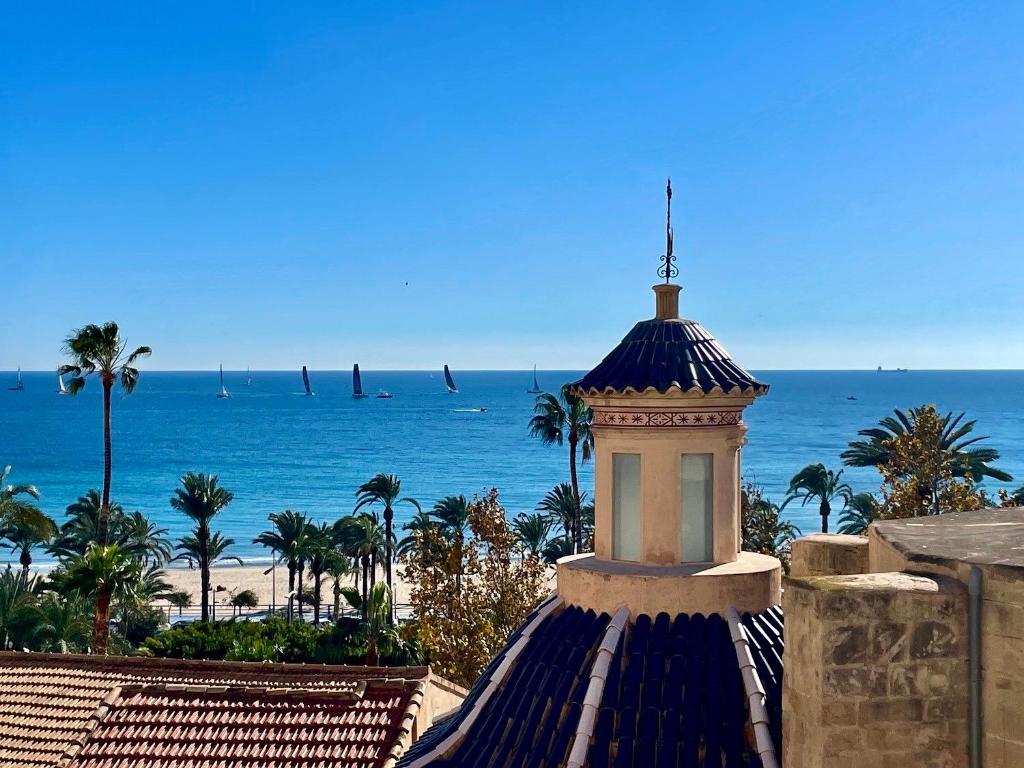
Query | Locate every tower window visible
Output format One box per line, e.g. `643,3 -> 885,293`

681,453 -> 714,562
612,453 -> 641,561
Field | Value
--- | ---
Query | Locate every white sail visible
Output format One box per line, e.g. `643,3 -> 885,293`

57,370 -> 67,394
217,365 -> 231,398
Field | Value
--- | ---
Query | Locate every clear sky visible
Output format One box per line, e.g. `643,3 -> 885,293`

2,2 -> 1022,371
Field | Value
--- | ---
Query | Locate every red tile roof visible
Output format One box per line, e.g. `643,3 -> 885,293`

0,653 -> 430,768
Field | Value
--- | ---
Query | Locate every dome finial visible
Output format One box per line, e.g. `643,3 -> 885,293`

657,177 -> 677,284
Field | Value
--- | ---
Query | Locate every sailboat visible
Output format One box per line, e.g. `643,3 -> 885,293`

56,369 -> 69,395
444,364 -> 458,394
527,364 -> 542,394
352,364 -> 368,399
245,367 -> 252,386
217,365 -> 231,399
301,365 -> 315,396
8,368 -> 24,391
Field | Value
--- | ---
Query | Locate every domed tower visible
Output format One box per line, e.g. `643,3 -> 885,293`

400,182 -> 785,768
558,180 -> 780,617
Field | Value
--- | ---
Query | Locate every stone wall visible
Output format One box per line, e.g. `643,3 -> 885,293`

783,571 -> 968,768
978,565 -> 1024,766
790,534 -> 869,577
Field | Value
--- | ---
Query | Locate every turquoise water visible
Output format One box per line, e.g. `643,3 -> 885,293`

2,369 -> 1023,564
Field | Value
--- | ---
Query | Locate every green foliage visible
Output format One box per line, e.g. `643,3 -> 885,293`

142,617 -> 421,666
231,589 -> 260,609
781,464 -> 853,535
741,482 -> 800,574
837,492 -> 878,535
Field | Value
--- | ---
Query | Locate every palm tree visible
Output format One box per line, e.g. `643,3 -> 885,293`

529,386 -> 594,552
842,407 -> 1012,483
63,543 -> 140,654
398,509 -> 439,560
305,523 -> 336,626
542,536 -> 574,565
0,464 -> 41,513
512,513 -> 551,557
35,592 -> 92,653
1,508 -> 58,577
355,474 -> 418,620
61,322 -> 151,543
781,464 -> 853,534
837,492 -> 879,536
430,496 -> 470,593
338,514 -> 386,620
254,510 -> 312,623
166,589 -> 192,617
342,582 -> 399,665
169,473 -> 234,621
49,491 -> 169,565
0,569 -> 40,650
536,483 -> 593,548
121,510 -> 172,566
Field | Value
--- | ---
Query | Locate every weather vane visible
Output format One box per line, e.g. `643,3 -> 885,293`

657,177 -> 677,283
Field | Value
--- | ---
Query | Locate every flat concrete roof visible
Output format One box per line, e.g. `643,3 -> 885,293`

873,508 -> 1024,570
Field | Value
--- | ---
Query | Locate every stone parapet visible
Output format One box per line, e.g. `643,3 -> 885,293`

782,571 -> 968,768
790,533 -> 869,577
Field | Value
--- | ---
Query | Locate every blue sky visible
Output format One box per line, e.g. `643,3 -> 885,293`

2,2 -> 1022,371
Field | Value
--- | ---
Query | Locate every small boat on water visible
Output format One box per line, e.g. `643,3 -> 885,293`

527,364 -> 542,394
352,364 -> 368,399
8,368 -> 24,391
377,388 -> 393,399
217,365 -> 231,399
245,367 -> 252,386
56,369 -> 69,395
444,364 -> 458,394
301,365 -> 315,396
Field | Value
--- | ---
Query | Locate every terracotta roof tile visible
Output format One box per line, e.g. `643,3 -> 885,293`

0,653 -> 430,768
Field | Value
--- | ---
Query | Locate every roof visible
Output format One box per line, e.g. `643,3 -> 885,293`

398,598 -> 784,768
0,653 -> 430,768
572,317 -> 768,397
872,507 -> 1024,571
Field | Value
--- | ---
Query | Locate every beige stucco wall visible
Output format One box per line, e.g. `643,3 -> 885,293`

783,571 -> 968,768
413,673 -> 468,739
557,551 -> 781,618
790,533 -> 869,577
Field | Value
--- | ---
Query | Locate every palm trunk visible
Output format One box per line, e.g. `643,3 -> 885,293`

296,563 -> 304,621
287,563 -> 296,622
100,378 -> 113,544
200,553 -> 211,622
361,555 -> 369,621
820,500 -> 831,534
333,576 -> 341,620
93,590 -> 112,654
20,548 -> 31,579
365,637 -> 379,666
568,433 -> 582,553
384,504 -> 394,625
313,571 -> 322,626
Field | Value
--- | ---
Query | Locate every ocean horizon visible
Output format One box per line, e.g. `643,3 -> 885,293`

3,368 -> 1023,566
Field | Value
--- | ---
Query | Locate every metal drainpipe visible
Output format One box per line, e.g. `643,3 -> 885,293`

969,565 -> 982,768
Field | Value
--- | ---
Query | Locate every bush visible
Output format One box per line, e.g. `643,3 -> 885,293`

141,617 -> 422,666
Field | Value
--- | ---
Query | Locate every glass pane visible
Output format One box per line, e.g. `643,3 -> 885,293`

681,453 -> 714,562
612,453 -> 642,561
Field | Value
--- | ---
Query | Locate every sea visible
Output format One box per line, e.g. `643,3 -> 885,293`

2,369 -> 1023,566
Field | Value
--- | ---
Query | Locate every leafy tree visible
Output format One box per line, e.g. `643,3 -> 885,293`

167,589 -> 193,617
875,405 -> 987,519
403,489 -> 547,687
781,464 -> 853,534
61,322 -> 151,542
170,473 -> 235,621
254,510 -> 312,623
63,543 -> 141,654
512,512 -> 551,557
529,386 -> 594,553
231,589 -> 260,616
741,482 -> 800,574
842,406 -> 1011,483
355,474 -> 418,622
837,492 -> 878,535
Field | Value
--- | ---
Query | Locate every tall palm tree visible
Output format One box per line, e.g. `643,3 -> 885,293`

305,522 -> 336,626
430,495 -> 470,593
512,512 -> 551,558
63,543 -> 140,654
781,464 -> 854,534
61,322 -> 151,543
254,510 -> 312,623
338,514 -> 386,620
837,492 -> 879,536
174,531 -> 242,619
529,386 -> 594,552
536,483 -> 594,550
355,474 -> 418,620
842,406 -> 1012,482
169,473 -> 234,621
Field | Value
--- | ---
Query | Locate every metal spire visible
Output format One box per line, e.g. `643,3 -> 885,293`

657,177 -> 677,283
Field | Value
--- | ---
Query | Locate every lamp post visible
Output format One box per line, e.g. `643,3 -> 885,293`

262,559 -> 277,614
210,584 -> 226,622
